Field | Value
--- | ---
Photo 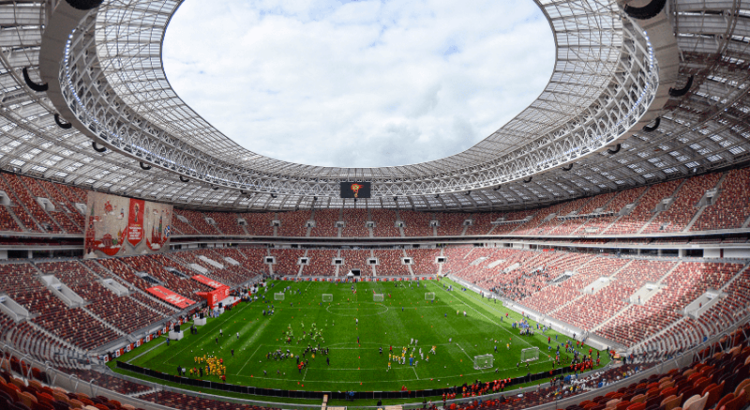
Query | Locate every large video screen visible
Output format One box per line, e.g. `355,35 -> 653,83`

340,181 -> 371,199
84,192 -> 173,258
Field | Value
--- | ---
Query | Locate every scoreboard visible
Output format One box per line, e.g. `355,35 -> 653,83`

340,182 -> 371,199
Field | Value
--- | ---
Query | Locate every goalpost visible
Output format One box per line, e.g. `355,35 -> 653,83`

274,292 -> 285,301
373,293 -> 384,302
474,354 -> 493,370
521,347 -> 540,363
425,292 -> 435,301
322,294 -> 333,302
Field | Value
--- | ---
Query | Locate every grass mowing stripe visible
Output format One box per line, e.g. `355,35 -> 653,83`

110,279 -> 610,393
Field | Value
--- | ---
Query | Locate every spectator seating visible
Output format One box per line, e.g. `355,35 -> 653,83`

374,250 -> 410,276
400,210 -> 433,237
278,210 -> 311,237
237,248 -> 271,274
210,248 -> 267,278
341,250 -> 372,276
464,213 -> 498,236
170,211 -> 200,235
0,263 -> 121,351
605,180 -> 681,235
409,249 -> 440,275
17,175 -> 76,233
341,209 -> 369,238
512,203 -> 571,236
36,179 -> 86,233
0,205 -> 22,232
174,209 -> 220,235
371,208 -> 400,237
535,197 -> 591,235
0,174 -> 52,233
436,212 -> 467,236
271,249 -> 305,276
491,210 -> 536,235
35,261 -> 165,335
693,167 -> 750,231
643,173 -> 722,233
203,212 -> 244,235
120,255 -> 213,298
581,188 -> 648,234
304,249 -> 337,276
310,209 -> 339,237
549,192 -> 619,236
240,212 -> 275,236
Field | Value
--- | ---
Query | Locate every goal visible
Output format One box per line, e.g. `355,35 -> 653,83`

322,294 -> 333,302
521,347 -> 540,363
473,354 -> 493,370
425,292 -> 435,301
274,292 -> 285,301
373,293 -> 384,302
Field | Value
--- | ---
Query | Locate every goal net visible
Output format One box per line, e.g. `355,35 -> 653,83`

274,292 -> 285,301
425,292 -> 435,301
373,293 -> 384,302
521,347 -> 540,363
322,294 -> 333,303
474,354 -> 493,370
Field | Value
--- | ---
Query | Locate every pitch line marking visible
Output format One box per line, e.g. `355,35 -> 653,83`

238,343 -> 264,375
127,341 -> 165,364
455,343 -> 473,360
431,281 -> 538,350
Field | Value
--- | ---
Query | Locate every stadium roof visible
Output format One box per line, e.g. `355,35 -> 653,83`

1,0 -> 749,211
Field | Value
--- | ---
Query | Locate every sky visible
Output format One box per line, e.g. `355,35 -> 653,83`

162,0 -> 555,168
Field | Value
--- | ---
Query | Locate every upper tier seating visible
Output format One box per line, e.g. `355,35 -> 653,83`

400,210 -> 433,237
642,173 -> 722,233
692,167 -> 750,231
278,210 -> 311,237
371,208 -> 400,237
436,212 -> 467,236
605,180 -> 681,235
36,179 -> 86,233
310,209 -> 339,237
464,213 -> 498,236
549,192 -> 619,236
535,197 -> 592,235
204,212 -> 244,235
174,209 -> 220,235
0,174 -> 55,233
491,210 -> 536,235
240,212 -> 275,236
341,209 -> 369,238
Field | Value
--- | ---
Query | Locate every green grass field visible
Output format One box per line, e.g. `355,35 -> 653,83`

111,278 -> 609,393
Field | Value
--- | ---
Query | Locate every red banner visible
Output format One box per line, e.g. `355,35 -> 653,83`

197,286 -> 230,309
127,198 -> 145,247
192,274 -> 226,289
146,286 -> 195,308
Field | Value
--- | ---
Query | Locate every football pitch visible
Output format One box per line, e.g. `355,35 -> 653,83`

111,278 -> 610,393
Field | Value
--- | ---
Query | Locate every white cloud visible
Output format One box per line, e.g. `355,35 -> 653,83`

163,0 -> 554,168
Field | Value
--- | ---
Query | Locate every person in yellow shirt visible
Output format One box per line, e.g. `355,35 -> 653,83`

387,362 -> 391,371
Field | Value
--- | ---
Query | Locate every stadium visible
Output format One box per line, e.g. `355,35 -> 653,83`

0,0 -> 750,409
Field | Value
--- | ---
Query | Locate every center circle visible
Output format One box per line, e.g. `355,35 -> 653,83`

325,302 -> 389,317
